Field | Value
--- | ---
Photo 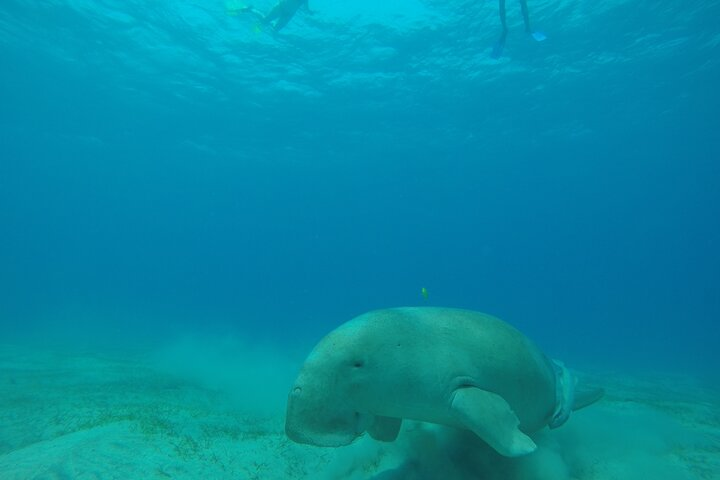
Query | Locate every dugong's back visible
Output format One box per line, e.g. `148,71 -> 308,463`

349,307 -> 557,431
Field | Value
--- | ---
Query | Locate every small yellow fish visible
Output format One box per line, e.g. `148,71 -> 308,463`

421,287 -> 429,300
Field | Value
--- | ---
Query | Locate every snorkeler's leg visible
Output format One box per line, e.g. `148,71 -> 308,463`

272,12 -> 294,32
264,4 -> 283,23
491,0 -> 508,58
521,0 -> 547,41
520,0 -> 531,33
499,0 -> 508,32
239,5 -> 267,22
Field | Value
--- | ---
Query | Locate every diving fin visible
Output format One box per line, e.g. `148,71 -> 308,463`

491,41 -> 505,59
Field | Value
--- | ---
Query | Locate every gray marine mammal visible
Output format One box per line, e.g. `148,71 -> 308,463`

285,307 -> 603,457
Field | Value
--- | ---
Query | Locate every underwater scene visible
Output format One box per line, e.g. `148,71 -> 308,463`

1,0 -> 719,478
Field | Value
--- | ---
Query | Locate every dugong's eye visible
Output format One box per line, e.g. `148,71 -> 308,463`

352,360 -> 364,368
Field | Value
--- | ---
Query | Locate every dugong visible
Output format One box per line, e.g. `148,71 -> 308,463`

285,307 -> 603,457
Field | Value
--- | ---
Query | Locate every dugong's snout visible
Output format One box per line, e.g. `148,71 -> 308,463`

285,385 -> 311,444
285,383 -> 364,447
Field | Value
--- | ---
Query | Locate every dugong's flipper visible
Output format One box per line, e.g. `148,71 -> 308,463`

451,387 -> 537,457
368,416 -> 402,442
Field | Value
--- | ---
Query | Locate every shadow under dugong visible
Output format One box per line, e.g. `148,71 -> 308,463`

285,307 -> 603,457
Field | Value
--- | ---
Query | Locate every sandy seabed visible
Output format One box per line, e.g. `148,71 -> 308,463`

0,340 -> 718,480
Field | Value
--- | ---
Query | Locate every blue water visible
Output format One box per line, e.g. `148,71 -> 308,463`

1,0 -> 719,375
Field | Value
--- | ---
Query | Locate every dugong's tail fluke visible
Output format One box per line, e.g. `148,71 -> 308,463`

572,387 -> 604,411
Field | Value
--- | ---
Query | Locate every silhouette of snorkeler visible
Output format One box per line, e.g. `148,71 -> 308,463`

240,0 -> 313,32
492,0 -> 546,58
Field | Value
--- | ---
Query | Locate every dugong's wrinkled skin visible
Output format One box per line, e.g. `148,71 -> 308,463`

285,307 -> 599,457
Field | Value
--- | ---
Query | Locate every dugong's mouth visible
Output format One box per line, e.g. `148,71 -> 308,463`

284,422 -> 312,445
285,419 -> 357,447
285,386 -> 362,447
